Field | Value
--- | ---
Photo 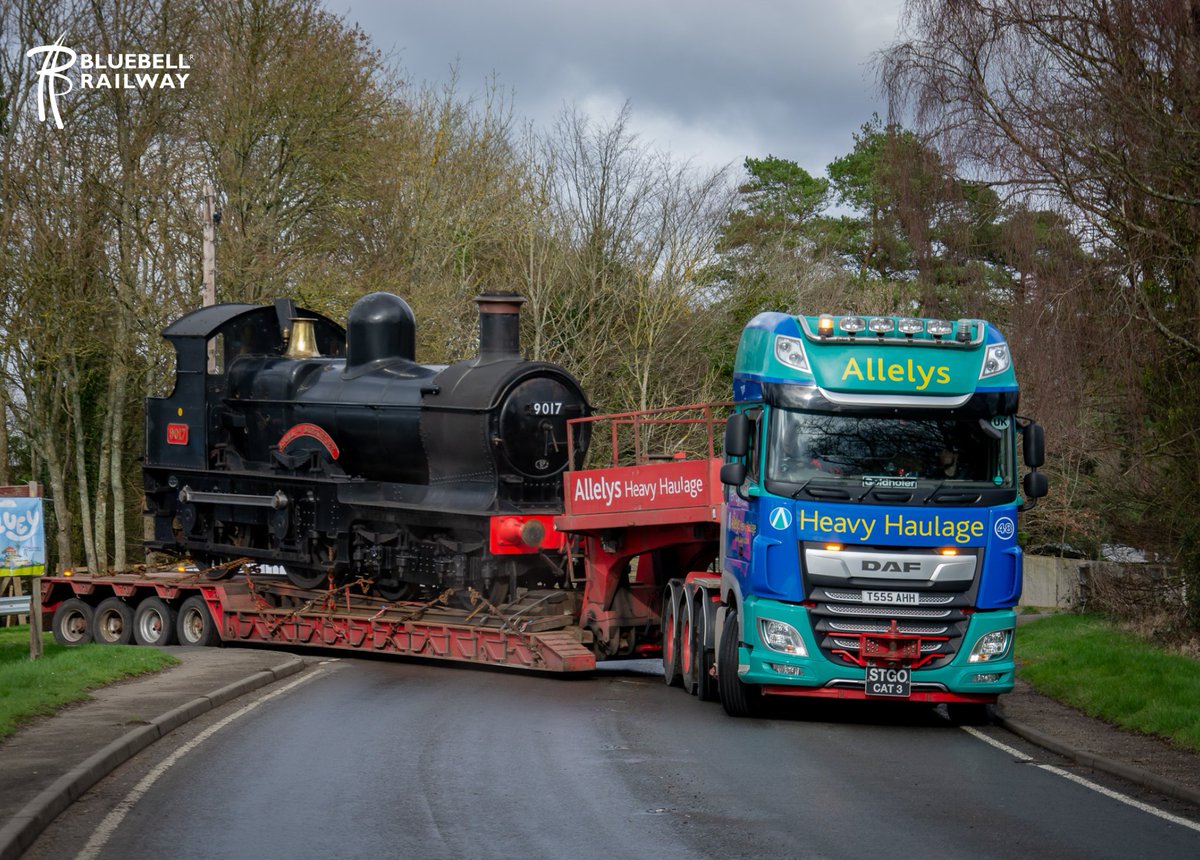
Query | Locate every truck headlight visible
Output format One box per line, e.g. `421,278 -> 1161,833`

759,618 -> 808,656
968,629 -> 1011,662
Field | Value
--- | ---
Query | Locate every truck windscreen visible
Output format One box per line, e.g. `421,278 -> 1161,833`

767,409 -> 1014,490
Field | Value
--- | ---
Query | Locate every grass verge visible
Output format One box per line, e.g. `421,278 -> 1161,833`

1016,613 -> 1200,754
0,626 -> 178,742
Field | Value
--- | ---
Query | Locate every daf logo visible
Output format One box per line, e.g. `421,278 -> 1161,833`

862,560 -> 922,573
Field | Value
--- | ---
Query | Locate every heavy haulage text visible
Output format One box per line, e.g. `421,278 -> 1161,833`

573,475 -> 705,506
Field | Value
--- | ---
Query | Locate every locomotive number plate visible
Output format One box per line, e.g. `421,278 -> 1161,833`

166,423 -> 189,445
530,401 -> 563,415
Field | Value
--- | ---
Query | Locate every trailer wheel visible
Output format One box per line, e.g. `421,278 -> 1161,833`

177,595 -> 220,647
51,598 -> 94,646
692,592 -> 717,702
717,610 -> 763,718
93,598 -> 135,645
661,583 -> 683,687
681,592 -> 697,696
133,597 -> 179,647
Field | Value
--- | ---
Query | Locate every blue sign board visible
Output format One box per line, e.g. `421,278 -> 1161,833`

0,498 -> 45,576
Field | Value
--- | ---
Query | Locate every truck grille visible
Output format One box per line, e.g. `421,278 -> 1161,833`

808,586 -> 972,669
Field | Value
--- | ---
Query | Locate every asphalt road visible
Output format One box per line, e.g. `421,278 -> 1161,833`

26,658 -> 1200,860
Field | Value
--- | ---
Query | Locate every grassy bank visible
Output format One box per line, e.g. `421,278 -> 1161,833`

1016,614 -> 1200,753
0,626 -> 178,742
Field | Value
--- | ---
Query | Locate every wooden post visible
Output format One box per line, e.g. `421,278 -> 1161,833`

29,578 -> 42,660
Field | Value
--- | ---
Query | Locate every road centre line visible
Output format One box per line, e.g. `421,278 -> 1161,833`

962,726 -> 1200,834
75,669 -> 327,860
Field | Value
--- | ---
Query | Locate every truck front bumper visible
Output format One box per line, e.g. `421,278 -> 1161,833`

738,596 -> 1016,702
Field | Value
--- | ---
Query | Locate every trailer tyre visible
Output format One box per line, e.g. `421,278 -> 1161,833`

680,592 -> 697,696
718,610 -> 763,718
692,593 -> 717,702
93,597 -> 135,645
51,598 -> 94,646
178,595 -> 220,647
133,597 -> 179,647
661,583 -> 683,687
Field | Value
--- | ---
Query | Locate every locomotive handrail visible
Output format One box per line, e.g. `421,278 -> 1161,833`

566,401 -> 734,470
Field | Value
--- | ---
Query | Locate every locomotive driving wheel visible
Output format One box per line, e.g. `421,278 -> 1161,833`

284,565 -> 330,590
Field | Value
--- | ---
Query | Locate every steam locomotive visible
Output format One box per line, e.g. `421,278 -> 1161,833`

144,291 -> 590,599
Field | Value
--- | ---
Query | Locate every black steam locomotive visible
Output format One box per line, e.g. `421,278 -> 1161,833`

144,291 -> 590,598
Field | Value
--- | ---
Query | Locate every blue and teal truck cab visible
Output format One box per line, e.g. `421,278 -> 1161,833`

714,312 -> 1048,718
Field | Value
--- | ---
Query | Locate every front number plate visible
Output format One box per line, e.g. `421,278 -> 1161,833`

865,666 -> 911,697
862,590 -> 919,605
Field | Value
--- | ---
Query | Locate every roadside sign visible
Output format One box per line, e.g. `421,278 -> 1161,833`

0,497 -> 45,577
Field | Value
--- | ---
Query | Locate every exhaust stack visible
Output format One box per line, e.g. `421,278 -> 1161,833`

475,292 -> 526,362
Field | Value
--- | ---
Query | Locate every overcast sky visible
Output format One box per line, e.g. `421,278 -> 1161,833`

334,1 -> 902,181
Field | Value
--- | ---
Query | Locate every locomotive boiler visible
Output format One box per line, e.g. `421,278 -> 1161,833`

144,291 -> 590,598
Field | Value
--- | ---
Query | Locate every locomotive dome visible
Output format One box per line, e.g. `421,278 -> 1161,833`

346,291 -> 416,375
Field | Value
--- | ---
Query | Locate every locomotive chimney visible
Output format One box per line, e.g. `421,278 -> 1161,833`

475,292 -> 526,362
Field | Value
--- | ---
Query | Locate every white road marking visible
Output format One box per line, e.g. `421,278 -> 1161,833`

75,669 -> 325,860
962,726 -> 1200,834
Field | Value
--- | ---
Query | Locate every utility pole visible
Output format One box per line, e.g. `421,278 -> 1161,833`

201,182 -> 218,372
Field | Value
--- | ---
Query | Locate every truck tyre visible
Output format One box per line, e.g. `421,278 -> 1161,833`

51,598 -> 94,646
718,611 -> 763,718
661,583 -> 683,687
946,702 -> 992,726
133,597 -> 179,646
93,597 -> 135,645
177,595 -> 220,647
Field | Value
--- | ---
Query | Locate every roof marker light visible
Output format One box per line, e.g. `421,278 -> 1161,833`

898,318 -> 924,336
868,317 -> 895,335
927,320 -> 953,338
839,316 -> 866,334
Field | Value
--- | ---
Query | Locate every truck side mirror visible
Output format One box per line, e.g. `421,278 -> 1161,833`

1023,470 -> 1048,500
720,462 -> 747,486
1022,422 -> 1045,468
724,413 -> 749,458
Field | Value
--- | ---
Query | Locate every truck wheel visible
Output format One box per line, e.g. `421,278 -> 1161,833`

681,592 -> 697,696
177,595 -> 220,647
661,584 -> 683,687
718,611 -> 763,718
93,598 -> 135,645
51,598 -> 94,646
133,597 -> 178,646
946,703 -> 992,726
